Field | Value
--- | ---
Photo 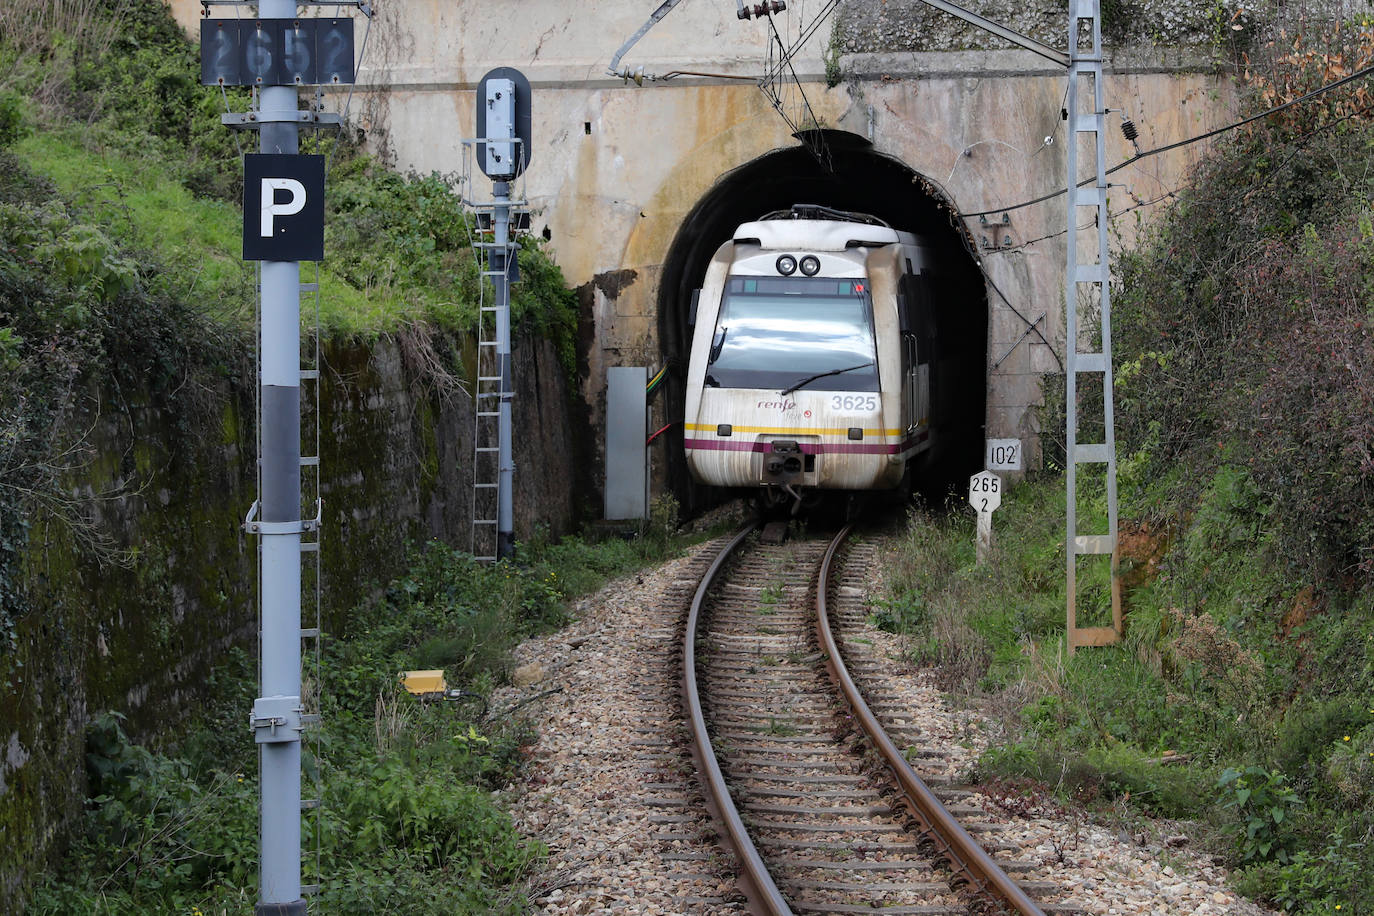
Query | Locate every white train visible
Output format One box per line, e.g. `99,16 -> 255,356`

683,205 -> 945,512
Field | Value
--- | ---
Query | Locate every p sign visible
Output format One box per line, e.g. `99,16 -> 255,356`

243,154 -> 324,261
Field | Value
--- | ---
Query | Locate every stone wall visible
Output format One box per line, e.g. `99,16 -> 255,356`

0,330 -> 582,905
834,0 -> 1356,54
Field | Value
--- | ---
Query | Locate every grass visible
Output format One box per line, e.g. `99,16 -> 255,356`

14,126 -> 412,337
883,473 -> 1374,914
764,717 -> 799,736
31,513 -> 710,913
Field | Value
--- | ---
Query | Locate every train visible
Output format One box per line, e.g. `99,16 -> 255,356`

683,204 -> 951,513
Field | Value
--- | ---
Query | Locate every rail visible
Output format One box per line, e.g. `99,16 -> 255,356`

681,521 -> 794,916
815,524 -> 1046,915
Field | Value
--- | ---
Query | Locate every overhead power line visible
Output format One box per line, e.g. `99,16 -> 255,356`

963,62 -> 1374,218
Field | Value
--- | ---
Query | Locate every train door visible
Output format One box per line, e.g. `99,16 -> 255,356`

898,265 -> 934,432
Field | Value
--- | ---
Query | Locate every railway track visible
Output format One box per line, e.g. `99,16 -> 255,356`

682,522 -> 1079,915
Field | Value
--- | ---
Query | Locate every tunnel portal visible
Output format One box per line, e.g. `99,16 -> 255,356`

658,131 -> 990,510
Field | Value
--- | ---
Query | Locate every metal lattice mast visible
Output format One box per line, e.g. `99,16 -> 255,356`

885,0 -> 1119,652
1064,0 -> 1122,652
467,175 -> 523,563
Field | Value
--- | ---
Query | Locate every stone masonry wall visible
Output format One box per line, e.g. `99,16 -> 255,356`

0,331 -> 582,907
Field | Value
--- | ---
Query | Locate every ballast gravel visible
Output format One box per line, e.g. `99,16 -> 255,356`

495,535 -> 1278,915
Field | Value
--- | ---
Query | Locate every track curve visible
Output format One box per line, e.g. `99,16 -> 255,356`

684,523 -> 1051,915
817,526 -> 1046,915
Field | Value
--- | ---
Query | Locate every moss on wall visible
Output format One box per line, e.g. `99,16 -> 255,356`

0,331 -> 582,908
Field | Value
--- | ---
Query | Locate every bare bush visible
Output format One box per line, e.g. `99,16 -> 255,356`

0,0 -> 129,101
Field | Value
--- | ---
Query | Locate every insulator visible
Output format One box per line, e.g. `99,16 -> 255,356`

1121,118 -> 1139,143
742,1 -> 785,17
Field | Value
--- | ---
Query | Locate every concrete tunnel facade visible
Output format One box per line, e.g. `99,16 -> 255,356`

168,0 -> 1244,510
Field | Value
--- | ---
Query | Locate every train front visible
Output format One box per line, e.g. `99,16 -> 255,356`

683,217 -> 908,510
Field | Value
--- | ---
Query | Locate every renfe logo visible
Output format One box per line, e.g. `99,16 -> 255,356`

756,399 -> 797,412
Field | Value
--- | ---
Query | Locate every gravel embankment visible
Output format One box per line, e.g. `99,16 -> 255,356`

496,536 -> 1277,915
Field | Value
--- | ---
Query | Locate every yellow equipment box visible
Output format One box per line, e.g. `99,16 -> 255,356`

399,669 -> 447,696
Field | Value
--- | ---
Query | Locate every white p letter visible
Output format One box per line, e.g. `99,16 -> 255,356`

261,178 -> 307,237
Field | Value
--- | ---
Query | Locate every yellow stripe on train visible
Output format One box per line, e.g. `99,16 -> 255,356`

685,423 -> 903,437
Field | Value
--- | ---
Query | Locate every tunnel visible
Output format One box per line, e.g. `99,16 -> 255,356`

657,130 -> 989,513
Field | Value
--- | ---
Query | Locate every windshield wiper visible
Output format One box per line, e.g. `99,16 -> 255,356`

779,361 -> 874,396
708,326 -> 728,364
704,373 -> 721,388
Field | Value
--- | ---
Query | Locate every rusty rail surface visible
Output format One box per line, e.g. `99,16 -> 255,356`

681,521 -> 794,916
816,524 -> 1047,916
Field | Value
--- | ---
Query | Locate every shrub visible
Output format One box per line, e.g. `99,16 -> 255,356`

1326,724 -> 1374,806
1218,765 -> 1303,864
1275,697 -> 1371,789
1233,825 -> 1367,915
1113,20 -> 1374,587
0,90 -> 25,148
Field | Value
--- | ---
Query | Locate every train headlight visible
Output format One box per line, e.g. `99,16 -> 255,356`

775,255 -> 797,276
799,255 -> 821,276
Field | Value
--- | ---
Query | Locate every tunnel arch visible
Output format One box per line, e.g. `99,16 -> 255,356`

657,130 -> 989,510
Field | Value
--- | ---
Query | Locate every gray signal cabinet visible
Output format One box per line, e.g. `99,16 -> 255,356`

605,367 -> 649,520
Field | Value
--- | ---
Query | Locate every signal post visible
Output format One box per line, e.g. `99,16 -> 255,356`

201,3 -> 355,910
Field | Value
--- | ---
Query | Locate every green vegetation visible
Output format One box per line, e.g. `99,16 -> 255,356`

0,0 -> 594,908
884,23 -> 1374,914
887,472 -> 1373,914
0,0 -> 586,669
29,521 -> 696,914
0,140 -> 246,677
1,0 -> 579,347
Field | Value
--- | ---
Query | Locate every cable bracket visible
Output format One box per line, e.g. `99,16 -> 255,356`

250,696 -> 303,743
222,110 -> 342,130
243,499 -> 323,535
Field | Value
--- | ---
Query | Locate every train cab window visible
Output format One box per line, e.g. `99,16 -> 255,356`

705,276 -> 878,392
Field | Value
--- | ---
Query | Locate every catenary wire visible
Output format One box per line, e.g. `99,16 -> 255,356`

972,92 -> 1374,373
963,62 -> 1374,218
914,168 -> 1066,372
765,11 -> 832,169
1002,95 -> 1374,253
761,0 -> 842,86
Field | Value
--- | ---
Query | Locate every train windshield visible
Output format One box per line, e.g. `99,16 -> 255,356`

705,276 -> 878,392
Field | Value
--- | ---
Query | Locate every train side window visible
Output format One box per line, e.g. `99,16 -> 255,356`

907,276 -> 935,341
898,275 -> 926,338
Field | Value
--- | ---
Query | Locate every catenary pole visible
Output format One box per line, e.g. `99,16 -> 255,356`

256,0 -> 304,909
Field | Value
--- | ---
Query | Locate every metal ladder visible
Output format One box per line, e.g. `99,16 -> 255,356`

298,261 -> 324,895
461,135 -> 528,563
469,223 -> 504,563
1064,0 -> 1122,652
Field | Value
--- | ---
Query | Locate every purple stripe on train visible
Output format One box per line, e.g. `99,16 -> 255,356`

684,430 -> 928,456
